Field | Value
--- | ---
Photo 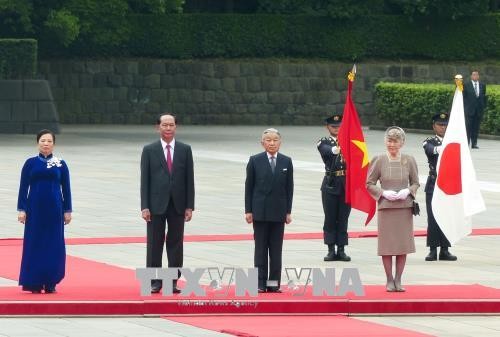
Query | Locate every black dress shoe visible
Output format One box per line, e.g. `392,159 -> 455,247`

336,246 -> 351,262
172,287 -> 181,294
324,252 -> 337,261
439,249 -> 457,261
324,244 -> 336,261
267,287 -> 282,293
425,248 -> 437,261
336,252 -> 351,262
258,288 -> 266,293
151,285 -> 162,294
472,145 -> 479,149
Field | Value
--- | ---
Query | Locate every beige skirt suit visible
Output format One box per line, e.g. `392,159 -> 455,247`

366,154 -> 420,256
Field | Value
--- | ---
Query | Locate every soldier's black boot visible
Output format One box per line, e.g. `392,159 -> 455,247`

439,247 -> 457,261
324,244 -> 336,261
425,247 -> 437,261
336,246 -> 351,262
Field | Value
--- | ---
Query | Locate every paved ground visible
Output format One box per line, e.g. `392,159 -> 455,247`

1,125 -> 500,337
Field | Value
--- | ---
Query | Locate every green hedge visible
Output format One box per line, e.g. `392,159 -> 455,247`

0,39 -> 37,79
128,14 -> 500,60
44,14 -> 500,60
483,86 -> 500,135
375,82 -> 500,135
126,14 -> 288,58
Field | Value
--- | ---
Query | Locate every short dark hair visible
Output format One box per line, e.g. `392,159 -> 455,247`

36,129 -> 56,143
156,113 -> 177,125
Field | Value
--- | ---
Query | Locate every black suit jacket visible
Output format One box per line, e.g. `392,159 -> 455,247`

245,152 -> 293,223
140,139 -> 195,215
463,80 -> 487,118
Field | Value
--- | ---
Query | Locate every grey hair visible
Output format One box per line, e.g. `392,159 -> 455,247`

384,126 -> 406,144
261,128 -> 281,140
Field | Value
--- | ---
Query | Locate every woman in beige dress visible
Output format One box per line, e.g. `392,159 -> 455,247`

366,127 -> 419,292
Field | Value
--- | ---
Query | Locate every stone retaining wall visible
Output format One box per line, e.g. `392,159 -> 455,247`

38,60 -> 500,125
0,80 -> 59,133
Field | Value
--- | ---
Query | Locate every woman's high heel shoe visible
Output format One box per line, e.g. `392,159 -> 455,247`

44,285 -> 57,294
22,285 -> 42,293
394,280 -> 406,292
386,281 -> 396,292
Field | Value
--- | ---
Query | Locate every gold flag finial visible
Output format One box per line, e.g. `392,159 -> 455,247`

455,74 -> 463,92
348,64 -> 356,82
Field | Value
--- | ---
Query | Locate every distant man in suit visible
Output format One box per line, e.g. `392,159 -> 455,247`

140,113 -> 195,294
245,128 -> 293,293
317,113 -> 352,262
463,70 -> 487,149
422,112 -> 457,262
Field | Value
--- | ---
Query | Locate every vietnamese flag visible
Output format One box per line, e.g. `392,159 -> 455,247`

338,65 -> 376,225
432,76 -> 486,244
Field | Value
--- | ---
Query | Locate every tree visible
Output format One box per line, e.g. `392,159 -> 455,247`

0,0 -> 34,36
43,9 -> 79,47
64,0 -> 130,48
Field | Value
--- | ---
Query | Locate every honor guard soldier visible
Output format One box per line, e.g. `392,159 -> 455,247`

423,112 -> 457,261
317,113 -> 352,262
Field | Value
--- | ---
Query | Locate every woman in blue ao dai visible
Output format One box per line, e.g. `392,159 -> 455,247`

17,129 -> 72,294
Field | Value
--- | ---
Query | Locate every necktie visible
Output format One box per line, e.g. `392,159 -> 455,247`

270,156 -> 276,173
474,81 -> 479,97
166,144 -> 173,173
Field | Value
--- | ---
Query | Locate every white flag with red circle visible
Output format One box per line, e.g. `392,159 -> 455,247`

431,86 -> 486,244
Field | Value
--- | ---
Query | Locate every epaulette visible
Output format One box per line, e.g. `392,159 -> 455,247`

422,136 -> 434,145
423,135 -> 440,146
317,137 -> 329,147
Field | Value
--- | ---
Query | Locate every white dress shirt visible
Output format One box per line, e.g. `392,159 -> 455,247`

160,138 -> 175,164
472,80 -> 480,96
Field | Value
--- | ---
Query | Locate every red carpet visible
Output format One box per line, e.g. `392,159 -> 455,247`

1,227 -> 499,246
1,243 -> 500,315
0,245 -> 140,301
164,315 -> 433,337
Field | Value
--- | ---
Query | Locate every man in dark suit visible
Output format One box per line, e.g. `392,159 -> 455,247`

463,70 -> 487,149
140,113 -> 195,293
245,128 -> 293,293
422,112 -> 457,262
317,113 -> 352,262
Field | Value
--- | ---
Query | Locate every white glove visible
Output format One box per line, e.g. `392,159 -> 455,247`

331,146 -> 340,155
396,188 -> 410,200
434,146 -> 442,154
382,190 -> 398,201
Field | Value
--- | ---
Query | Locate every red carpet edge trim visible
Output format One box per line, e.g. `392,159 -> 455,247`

1,228 -> 499,246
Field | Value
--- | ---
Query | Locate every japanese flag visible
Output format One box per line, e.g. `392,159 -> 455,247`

432,81 -> 486,244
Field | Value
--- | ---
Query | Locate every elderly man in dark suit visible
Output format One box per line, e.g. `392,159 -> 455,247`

463,70 -> 487,149
245,128 -> 293,293
141,113 -> 195,294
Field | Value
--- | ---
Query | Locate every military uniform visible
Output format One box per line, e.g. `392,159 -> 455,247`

422,112 -> 457,261
317,114 -> 351,261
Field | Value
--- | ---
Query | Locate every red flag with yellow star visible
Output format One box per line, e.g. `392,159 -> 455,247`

338,65 -> 376,225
